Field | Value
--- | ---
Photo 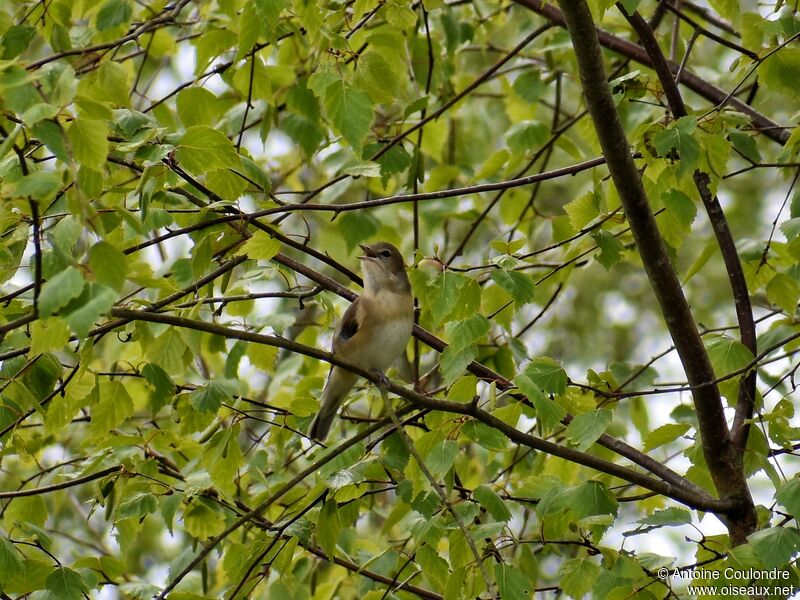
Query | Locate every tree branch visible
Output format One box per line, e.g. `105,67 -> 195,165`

619,7 -> 758,456
553,0 -> 755,544
512,0 -> 789,145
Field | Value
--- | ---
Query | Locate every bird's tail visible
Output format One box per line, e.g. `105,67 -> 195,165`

308,367 -> 358,442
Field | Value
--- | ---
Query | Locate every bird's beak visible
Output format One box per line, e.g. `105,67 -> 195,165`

358,244 -> 376,261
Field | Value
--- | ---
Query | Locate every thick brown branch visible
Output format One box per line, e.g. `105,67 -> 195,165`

553,0 -> 754,544
620,8 -> 758,456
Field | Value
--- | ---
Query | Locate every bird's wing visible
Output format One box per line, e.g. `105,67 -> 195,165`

331,296 -> 362,354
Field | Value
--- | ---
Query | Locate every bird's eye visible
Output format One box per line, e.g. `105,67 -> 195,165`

380,249 -> 392,258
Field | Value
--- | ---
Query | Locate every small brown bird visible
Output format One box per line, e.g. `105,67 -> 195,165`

308,242 -> 414,442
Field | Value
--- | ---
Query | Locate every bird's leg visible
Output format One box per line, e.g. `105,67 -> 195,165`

371,369 -> 391,390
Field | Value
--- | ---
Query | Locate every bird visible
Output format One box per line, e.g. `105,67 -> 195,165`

308,242 -> 414,442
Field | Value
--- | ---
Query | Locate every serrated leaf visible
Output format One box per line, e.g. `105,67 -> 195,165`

728,129 -> 762,163
560,557 -> 600,599
565,408 -> 613,451
524,357 -> 567,395
446,314 -> 490,352
63,284 -> 116,338
191,380 -> 236,413
96,0 -> 132,31
652,116 -> 700,175
473,484 -> 511,522
638,507 -> 692,526
490,270 -> 535,304
0,538 -> 23,584
29,317 -> 71,355
569,480 -> 618,518
760,47 -> 800,99
324,79 -> 373,151
643,422 -> 691,452
493,563 -> 532,600
430,271 -> 480,327
66,118 -> 109,169
176,125 -> 241,174
705,335 -> 755,378
514,373 -> 565,432
317,498 -> 341,558
593,229 -> 623,269
766,273 -> 800,316
424,440 -> 459,476
749,527 -> 800,568
776,478 -> 800,521
44,566 -> 85,600
203,425 -> 245,495
91,379 -> 134,434
89,241 -> 128,291
184,499 -> 226,539
564,191 -> 600,230
38,267 -> 85,317
241,230 -> 280,260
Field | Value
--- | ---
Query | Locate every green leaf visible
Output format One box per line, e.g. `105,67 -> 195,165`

117,493 -> 158,521
565,409 -> 613,451
643,423 -> 691,452
91,380 -> 134,434
32,120 -> 69,162
317,498 -> 342,558
776,478 -> 800,521
385,3 -> 417,29
29,317 -> 71,355
446,315 -> 490,352
490,270 -> 535,304
728,129 -> 762,163
337,211 -> 380,252
493,563 -> 532,600
44,566 -> 86,600
560,557 -> 601,599
14,172 -> 62,199
38,267 -> 85,317
424,440 -> 459,476
1,25 -> 36,59
176,87 -> 222,127
184,498 -> 226,539
0,538 -> 23,584
141,362 -> 174,411
705,335 -> 755,378
96,0 -> 132,31
88,241 -> 129,291
766,273 -> 800,316
473,484 -> 512,522
323,79 -> 373,152
514,373 -> 566,432
241,230 -> 280,261
760,47 -> 800,99
430,271 -> 481,327
176,125 -> 241,174
749,527 -> 800,568
66,118 -> 109,169
564,191 -> 600,230
524,357 -> 568,395
593,230 -> 623,269
416,544 -> 449,590
638,507 -> 692,527
63,284 -> 117,338
191,380 -> 236,413
203,425 -> 246,495
652,116 -> 700,175
568,481 -> 618,519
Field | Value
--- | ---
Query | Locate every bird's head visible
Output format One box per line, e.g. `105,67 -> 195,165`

358,242 -> 410,294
